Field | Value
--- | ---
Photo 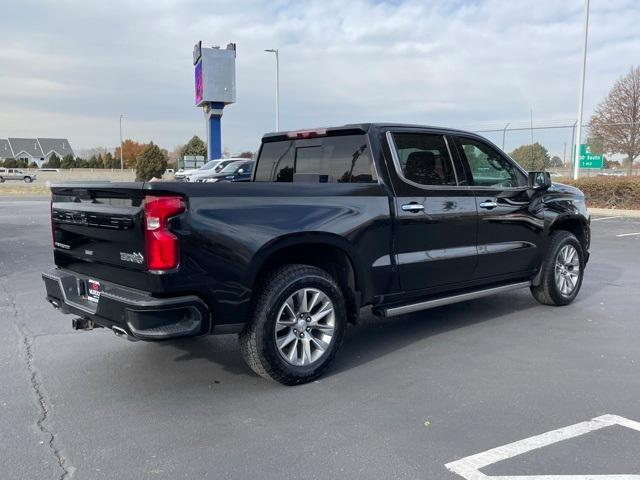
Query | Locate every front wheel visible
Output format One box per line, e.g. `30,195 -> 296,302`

0,177 -> 4,183
531,231 -> 584,306
239,264 -> 347,385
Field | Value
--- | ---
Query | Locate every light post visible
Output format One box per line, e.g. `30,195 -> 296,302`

119,114 -> 125,171
502,122 -> 510,150
573,0 -> 590,180
264,49 -> 280,131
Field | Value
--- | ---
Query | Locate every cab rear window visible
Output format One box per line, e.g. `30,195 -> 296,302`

254,135 -> 376,183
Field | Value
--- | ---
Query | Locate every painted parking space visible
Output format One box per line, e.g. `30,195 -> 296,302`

446,415 -> 640,480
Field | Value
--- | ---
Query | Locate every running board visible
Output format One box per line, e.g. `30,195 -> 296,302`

375,281 -> 531,318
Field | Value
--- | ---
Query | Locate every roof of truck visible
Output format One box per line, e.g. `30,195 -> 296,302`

262,123 -> 477,141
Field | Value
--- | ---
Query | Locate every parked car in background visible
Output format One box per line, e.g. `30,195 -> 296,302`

189,158 -> 247,182
0,168 -> 36,183
43,123 -> 590,385
200,160 -> 254,182
174,167 -> 200,181
597,170 -> 625,177
38,168 -> 60,173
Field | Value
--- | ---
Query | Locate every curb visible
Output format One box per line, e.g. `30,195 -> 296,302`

590,207 -> 640,218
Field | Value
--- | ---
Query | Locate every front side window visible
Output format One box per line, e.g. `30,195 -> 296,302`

392,133 -> 457,186
237,162 -> 253,173
457,137 -> 526,188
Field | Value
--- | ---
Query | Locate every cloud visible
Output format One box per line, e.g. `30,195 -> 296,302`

1,0 -> 639,156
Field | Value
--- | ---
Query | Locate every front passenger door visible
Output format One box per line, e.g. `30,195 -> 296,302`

454,135 -> 544,281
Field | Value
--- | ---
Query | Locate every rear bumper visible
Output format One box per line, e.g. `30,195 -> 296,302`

42,268 -> 210,340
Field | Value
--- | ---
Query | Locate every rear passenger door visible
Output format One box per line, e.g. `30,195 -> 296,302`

452,135 -> 544,281
386,129 -> 478,293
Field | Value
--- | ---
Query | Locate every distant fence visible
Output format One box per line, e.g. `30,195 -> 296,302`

468,120 -> 639,175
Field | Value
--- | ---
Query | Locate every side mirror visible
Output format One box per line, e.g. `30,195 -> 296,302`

528,171 -> 552,190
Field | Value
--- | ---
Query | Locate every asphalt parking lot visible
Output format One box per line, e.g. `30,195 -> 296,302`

2,197 -> 639,479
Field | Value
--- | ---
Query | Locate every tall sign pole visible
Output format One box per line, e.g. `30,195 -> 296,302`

573,0 -> 590,180
264,49 -> 280,131
194,41 -> 236,160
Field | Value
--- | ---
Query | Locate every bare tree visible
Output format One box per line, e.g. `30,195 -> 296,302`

589,66 -> 640,175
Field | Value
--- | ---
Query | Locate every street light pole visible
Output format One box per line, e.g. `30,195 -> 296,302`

502,123 -> 510,150
119,114 -> 125,171
573,0 -> 590,180
264,49 -> 280,131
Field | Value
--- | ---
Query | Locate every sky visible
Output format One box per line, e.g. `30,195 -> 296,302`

1,0 -> 639,157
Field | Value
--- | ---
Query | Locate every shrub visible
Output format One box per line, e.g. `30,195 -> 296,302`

43,153 -> 61,168
135,142 -> 167,181
563,176 -> 640,210
60,154 -> 76,169
2,158 -> 18,168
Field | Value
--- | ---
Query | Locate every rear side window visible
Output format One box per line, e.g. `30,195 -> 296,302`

255,135 -> 376,183
392,133 -> 457,186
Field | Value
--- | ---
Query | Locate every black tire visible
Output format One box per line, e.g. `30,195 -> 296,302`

239,264 -> 347,385
531,230 -> 584,306
0,177 -> 4,183
24,176 -> 33,183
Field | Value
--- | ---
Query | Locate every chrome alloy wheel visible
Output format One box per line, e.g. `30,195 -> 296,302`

555,245 -> 580,296
274,288 -> 336,366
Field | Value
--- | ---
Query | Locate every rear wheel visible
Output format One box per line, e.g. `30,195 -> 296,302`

239,264 -> 346,385
23,176 -> 33,183
0,177 -> 4,183
531,231 -> 584,306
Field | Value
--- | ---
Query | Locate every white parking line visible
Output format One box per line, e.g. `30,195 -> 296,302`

592,216 -> 621,221
444,414 -> 640,480
616,232 -> 640,237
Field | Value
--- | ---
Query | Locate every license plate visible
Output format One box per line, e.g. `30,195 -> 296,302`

87,279 -> 101,303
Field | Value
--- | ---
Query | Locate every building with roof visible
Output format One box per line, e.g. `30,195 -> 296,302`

0,139 -> 12,159
0,138 -> 75,166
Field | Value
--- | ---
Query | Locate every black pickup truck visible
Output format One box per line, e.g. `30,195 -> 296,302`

42,123 -> 590,385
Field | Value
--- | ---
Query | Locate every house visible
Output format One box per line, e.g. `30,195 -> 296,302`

0,139 -> 12,160
0,138 -> 75,166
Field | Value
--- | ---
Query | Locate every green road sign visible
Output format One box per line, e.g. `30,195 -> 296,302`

579,144 -> 604,169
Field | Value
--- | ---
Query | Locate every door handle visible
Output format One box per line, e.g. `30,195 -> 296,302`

479,200 -> 498,209
402,203 -> 425,213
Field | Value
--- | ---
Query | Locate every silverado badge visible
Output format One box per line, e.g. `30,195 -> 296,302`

120,251 -> 145,264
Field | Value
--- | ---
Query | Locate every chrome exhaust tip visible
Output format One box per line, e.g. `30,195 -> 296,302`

112,326 -> 137,342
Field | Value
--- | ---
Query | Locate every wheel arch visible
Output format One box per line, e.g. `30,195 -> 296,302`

248,233 -> 364,322
548,214 -> 590,253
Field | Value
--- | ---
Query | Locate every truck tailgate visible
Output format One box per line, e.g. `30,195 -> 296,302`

51,183 -> 148,275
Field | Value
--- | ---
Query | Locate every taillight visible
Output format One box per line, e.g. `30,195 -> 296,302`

144,196 -> 185,271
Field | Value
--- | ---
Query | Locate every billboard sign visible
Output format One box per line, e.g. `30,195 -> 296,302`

193,43 -> 236,107
194,61 -> 203,105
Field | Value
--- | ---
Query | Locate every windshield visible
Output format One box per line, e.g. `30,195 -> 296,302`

199,160 -> 219,171
219,161 -> 244,174
213,160 -> 236,172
